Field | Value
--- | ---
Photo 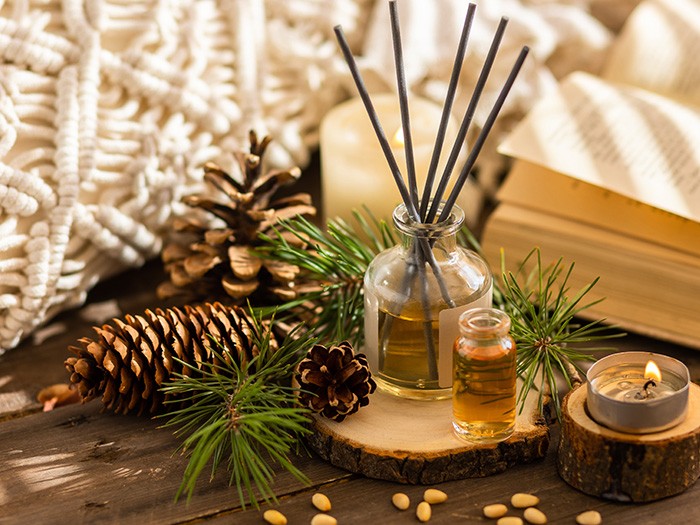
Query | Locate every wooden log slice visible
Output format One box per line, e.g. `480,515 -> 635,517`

557,383 -> 700,502
306,384 -> 550,484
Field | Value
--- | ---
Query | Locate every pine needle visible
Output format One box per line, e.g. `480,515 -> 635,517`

498,248 -> 625,419
256,210 -> 395,345
159,316 -> 316,508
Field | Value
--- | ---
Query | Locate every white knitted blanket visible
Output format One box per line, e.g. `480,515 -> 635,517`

0,0 -> 370,353
0,0 -> 626,354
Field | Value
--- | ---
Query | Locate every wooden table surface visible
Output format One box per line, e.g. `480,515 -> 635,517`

1,259 -> 699,525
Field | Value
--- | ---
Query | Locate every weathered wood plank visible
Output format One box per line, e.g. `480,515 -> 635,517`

0,400 -> 351,525
222,424 -> 700,525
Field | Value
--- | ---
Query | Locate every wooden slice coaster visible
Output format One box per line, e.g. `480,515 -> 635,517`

306,383 -> 550,484
557,383 -> 700,502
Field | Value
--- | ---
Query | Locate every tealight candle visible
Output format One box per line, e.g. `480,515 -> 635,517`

320,93 -> 465,224
587,351 -> 690,433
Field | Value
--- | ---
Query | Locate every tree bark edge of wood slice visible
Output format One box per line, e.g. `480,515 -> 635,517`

306,385 -> 550,484
557,383 -> 700,502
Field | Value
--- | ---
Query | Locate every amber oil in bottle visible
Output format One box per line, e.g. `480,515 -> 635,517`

364,202 -> 492,401
452,308 -> 516,443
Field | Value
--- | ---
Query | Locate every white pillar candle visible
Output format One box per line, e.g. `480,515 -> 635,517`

320,93 -> 467,226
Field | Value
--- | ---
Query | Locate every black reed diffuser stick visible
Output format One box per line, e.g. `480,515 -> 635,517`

333,25 -> 419,220
334,23 -> 454,304
439,46 -> 529,222
425,16 -> 510,223
419,2 -> 476,220
389,0 -> 419,208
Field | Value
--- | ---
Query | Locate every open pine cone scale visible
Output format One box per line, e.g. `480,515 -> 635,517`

157,130 -> 316,304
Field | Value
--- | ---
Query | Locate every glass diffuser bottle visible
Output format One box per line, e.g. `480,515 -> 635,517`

364,202 -> 492,400
452,307 -> 517,443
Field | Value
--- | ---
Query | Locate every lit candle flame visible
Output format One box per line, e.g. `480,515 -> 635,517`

645,360 -> 662,382
392,127 -> 404,148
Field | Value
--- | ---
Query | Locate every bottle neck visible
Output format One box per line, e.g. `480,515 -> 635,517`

393,201 -> 463,250
459,308 -> 511,339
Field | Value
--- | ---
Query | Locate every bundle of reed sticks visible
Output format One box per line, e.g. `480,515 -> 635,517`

334,1 -> 529,384
334,1 -> 529,228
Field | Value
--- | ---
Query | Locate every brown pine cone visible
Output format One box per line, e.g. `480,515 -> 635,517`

64,302 -> 274,415
158,130 -> 315,304
296,341 -> 376,422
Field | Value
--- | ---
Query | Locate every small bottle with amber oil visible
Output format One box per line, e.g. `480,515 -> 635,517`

452,307 -> 516,443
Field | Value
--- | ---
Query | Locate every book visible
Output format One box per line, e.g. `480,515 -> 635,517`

481,0 -> 700,349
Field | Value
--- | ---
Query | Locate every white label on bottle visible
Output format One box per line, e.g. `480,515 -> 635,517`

438,289 -> 493,388
363,288 -> 379,373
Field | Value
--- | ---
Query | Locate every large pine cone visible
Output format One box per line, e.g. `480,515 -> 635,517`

296,341 -> 376,422
65,302 -> 274,415
158,130 -> 315,304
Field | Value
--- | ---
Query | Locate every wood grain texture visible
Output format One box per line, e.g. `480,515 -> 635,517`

558,383 -> 700,502
307,385 -> 549,484
0,400 -> 350,525
224,422 -> 700,525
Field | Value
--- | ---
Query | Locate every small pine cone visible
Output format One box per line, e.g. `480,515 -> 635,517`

64,302 -> 274,415
296,341 -> 376,422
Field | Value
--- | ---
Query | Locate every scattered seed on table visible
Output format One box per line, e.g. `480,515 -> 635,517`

523,507 -> 547,524
511,493 -> 540,508
416,501 -> 432,522
423,488 -> 448,504
497,517 -> 524,525
576,510 -> 602,525
310,513 -> 337,525
391,492 -> 410,510
262,509 -> 287,525
483,503 -> 508,518
312,492 -> 332,512
423,489 -> 447,505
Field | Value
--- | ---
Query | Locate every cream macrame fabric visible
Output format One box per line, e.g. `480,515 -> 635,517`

0,0 -> 370,354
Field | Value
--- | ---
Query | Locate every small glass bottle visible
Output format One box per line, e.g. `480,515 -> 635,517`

452,307 -> 516,443
364,202 -> 492,401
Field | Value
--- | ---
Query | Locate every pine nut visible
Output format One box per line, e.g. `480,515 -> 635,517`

511,493 -> 540,508
311,513 -> 337,525
312,492 -> 332,512
576,510 -> 602,525
262,509 -> 287,525
483,503 -> 508,518
524,507 -> 547,524
391,492 -> 410,510
497,517 -> 524,525
416,501 -> 432,522
423,488 -> 448,504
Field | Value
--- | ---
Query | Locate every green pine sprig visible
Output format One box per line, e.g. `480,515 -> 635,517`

159,316 -> 316,508
496,248 -> 624,419
256,208 -> 395,346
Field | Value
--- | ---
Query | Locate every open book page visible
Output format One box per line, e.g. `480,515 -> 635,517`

498,71 -> 700,223
602,0 -> 700,107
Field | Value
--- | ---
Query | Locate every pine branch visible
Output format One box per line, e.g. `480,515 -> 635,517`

499,248 -> 625,419
159,316 -> 316,508
256,208 -> 395,346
